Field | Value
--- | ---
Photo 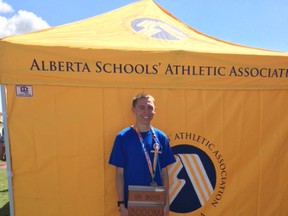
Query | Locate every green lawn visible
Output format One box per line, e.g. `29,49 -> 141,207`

0,165 -> 10,216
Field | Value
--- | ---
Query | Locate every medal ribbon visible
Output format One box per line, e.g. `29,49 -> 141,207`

133,126 -> 159,184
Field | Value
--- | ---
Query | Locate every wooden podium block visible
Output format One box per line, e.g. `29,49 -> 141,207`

128,185 -> 165,216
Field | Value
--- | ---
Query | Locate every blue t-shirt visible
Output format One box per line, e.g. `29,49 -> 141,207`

109,126 -> 176,202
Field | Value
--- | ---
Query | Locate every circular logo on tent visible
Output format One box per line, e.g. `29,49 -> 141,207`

131,18 -> 188,40
168,132 -> 228,214
170,145 -> 216,213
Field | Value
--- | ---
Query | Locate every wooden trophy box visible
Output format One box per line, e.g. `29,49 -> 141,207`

128,185 -> 165,216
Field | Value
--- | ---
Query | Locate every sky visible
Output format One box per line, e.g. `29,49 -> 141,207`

0,0 -> 288,111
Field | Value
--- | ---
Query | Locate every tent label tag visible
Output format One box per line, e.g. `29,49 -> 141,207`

15,85 -> 33,97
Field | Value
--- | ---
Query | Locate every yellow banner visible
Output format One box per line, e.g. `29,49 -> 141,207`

0,42 -> 288,89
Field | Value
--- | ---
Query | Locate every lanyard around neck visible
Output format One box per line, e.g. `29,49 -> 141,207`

133,126 -> 159,185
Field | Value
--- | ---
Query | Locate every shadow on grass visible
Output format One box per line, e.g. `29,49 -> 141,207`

0,202 -> 10,216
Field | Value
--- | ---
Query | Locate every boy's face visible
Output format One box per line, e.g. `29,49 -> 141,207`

132,97 -> 156,126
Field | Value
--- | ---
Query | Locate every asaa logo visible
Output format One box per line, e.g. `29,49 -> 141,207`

131,18 -> 188,40
169,145 -> 216,213
167,132 -> 227,214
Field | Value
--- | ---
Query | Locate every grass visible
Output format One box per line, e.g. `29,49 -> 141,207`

0,164 -> 10,216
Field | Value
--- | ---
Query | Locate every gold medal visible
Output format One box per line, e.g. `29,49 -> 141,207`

150,181 -> 157,187
153,143 -> 160,151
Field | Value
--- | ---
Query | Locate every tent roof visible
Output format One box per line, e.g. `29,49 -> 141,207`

1,0 -> 287,90
2,0 -> 287,56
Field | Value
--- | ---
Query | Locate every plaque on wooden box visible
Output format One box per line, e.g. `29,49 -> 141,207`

128,185 -> 165,216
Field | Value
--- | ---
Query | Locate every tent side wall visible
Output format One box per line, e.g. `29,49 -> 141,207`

4,85 -> 288,216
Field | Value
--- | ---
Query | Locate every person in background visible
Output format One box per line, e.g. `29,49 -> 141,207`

0,129 -> 6,161
109,93 -> 175,216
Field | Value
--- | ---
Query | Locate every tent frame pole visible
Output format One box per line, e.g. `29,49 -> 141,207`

1,85 -> 15,216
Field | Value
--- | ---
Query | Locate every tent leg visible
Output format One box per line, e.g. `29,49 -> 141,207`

1,85 -> 14,216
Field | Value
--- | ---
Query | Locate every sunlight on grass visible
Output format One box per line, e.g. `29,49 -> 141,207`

0,166 -> 10,216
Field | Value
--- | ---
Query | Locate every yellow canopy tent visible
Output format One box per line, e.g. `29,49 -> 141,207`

0,0 -> 288,215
